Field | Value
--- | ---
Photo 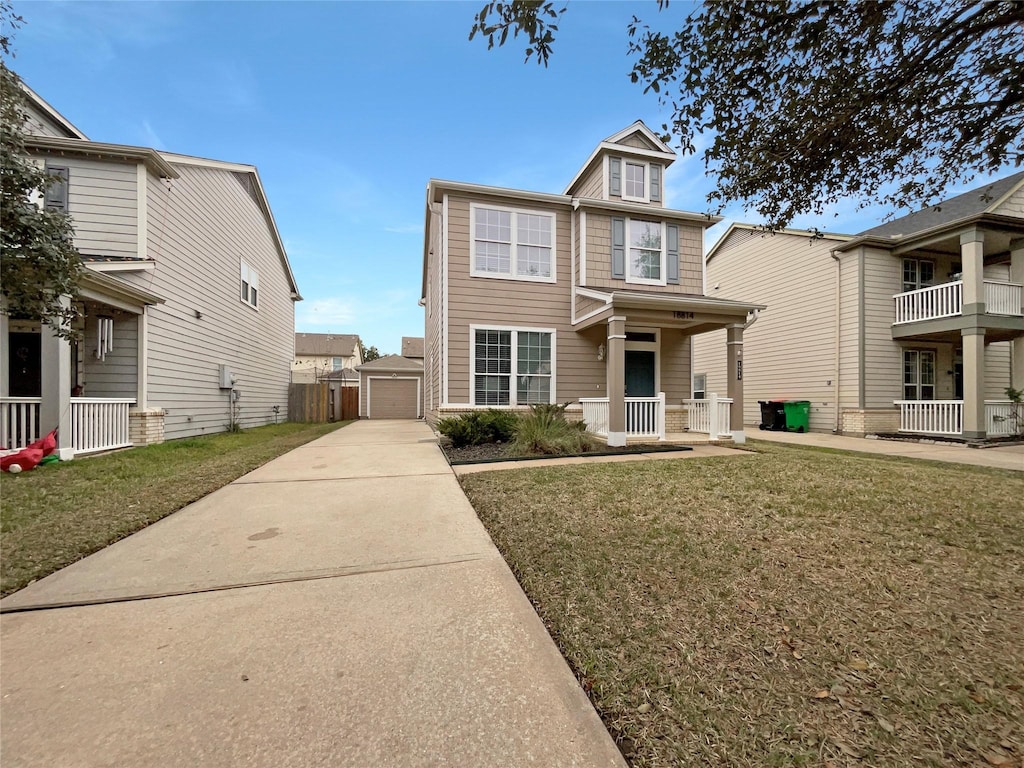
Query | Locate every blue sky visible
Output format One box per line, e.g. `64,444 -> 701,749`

7,1 -> 1011,354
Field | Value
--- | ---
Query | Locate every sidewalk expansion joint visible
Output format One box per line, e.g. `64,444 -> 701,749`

232,472 -> 453,485
0,554 -> 492,615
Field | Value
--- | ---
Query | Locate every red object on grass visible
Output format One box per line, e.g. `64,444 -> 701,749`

1,447 -> 44,472
26,429 -> 58,457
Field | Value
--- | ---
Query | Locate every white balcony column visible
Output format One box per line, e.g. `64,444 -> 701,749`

962,327 -> 986,440
726,324 -> 746,443
39,299 -> 74,460
606,315 -> 626,447
960,229 -> 986,315
1011,237 -> 1024,391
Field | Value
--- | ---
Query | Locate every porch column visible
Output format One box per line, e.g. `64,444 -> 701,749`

606,315 -> 626,446
961,229 -> 985,315
136,307 -> 148,409
962,327 -> 986,440
727,324 -> 746,444
39,300 -> 74,460
1011,238 -> 1024,391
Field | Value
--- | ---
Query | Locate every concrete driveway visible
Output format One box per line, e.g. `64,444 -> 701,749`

0,421 -> 626,768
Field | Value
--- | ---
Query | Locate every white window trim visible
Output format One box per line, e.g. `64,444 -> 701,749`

240,260 -> 259,309
692,372 -> 707,400
469,203 -> 557,284
624,218 -> 667,287
903,348 -> 937,401
902,257 -> 936,292
621,159 -> 650,203
469,324 -> 557,406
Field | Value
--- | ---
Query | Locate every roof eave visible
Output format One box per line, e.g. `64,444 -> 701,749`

26,136 -> 180,179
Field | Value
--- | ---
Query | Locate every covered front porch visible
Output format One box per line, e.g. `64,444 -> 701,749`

1,271 -> 164,458
894,399 -> 1023,439
572,287 -> 763,446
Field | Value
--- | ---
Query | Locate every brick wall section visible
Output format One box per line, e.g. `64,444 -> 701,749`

130,408 -> 166,446
840,408 -> 900,436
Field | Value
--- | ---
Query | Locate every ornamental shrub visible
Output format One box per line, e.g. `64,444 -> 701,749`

437,409 -> 518,447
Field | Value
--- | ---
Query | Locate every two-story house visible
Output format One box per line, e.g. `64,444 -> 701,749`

692,171 -> 1024,440
1,85 -> 301,458
292,333 -> 362,384
421,122 -> 763,446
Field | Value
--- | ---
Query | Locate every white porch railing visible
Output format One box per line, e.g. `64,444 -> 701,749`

682,393 -> 733,438
1,397 -> 43,450
985,281 -> 1023,316
894,400 -> 963,435
893,281 -> 962,324
580,393 -> 666,440
986,400 -> 1024,437
70,398 -> 136,454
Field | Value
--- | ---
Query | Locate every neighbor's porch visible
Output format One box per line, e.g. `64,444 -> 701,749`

894,399 -> 1023,439
1,272 -> 165,458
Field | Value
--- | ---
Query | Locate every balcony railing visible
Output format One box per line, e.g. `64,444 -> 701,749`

682,394 -> 733,438
580,393 -> 666,441
894,280 -> 1023,324
1,397 -> 135,455
894,400 -> 1022,437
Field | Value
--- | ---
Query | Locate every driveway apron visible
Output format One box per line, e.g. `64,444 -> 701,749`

0,420 -> 626,768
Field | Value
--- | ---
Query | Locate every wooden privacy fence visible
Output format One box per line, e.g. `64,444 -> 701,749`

289,382 -> 359,422
289,383 -> 329,422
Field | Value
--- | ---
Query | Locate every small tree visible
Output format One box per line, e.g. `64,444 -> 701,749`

0,4 -> 82,339
359,341 -> 381,362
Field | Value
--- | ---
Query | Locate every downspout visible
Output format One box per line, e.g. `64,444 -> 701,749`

831,250 -> 842,433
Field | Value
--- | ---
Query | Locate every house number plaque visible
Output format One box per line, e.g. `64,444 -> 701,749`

737,359 -> 743,380
672,311 -> 694,319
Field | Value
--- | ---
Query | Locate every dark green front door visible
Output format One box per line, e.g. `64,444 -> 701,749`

624,351 -> 655,397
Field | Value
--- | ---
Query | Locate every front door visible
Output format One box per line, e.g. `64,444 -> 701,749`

953,351 -> 963,401
8,332 -> 42,397
625,351 -> 656,397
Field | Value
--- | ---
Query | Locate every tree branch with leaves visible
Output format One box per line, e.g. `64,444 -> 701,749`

470,0 -> 1024,229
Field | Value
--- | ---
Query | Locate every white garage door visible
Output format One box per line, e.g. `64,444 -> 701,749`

368,378 -> 419,419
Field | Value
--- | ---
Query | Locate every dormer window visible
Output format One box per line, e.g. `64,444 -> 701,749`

623,161 -> 648,202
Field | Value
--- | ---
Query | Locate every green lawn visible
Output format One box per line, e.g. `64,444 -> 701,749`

459,441 -> 1024,768
0,421 -> 347,596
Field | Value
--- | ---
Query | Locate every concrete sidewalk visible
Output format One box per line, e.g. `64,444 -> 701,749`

750,429 -> 1024,471
0,421 -> 626,767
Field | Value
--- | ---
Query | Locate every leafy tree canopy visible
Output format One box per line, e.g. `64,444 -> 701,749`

359,341 -> 381,362
470,0 -> 1024,228
1,3 -> 82,338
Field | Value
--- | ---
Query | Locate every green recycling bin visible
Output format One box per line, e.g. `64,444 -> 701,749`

783,400 -> 810,433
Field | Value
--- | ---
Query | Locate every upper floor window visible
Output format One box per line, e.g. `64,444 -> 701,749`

240,260 -> 259,308
623,161 -> 647,202
902,258 -> 935,292
628,220 -> 664,285
470,204 -> 555,282
332,357 -> 343,371
43,163 -> 69,212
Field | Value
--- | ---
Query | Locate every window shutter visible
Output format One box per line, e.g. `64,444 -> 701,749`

666,224 -> 679,284
44,165 -> 69,212
609,157 -> 621,197
611,217 -> 625,279
650,164 -> 662,202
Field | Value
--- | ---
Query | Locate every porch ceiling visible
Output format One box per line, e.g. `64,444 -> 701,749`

574,288 -> 762,333
79,271 -> 165,314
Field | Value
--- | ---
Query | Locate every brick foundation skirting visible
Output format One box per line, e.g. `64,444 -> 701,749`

129,408 -> 166,447
839,408 -> 900,437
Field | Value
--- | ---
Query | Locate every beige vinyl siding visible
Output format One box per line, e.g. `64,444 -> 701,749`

984,263 -> 1013,398
445,194 -> 607,403
992,185 -> 1024,217
425,207 -> 443,420
837,250 -> 860,410
576,166 -> 604,199
575,294 -> 605,318
128,164 -> 294,440
694,231 -> 844,431
617,134 -> 658,151
39,155 -> 139,259
659,330 -> 691,401
24,102 -> 73,138
861,248 -> 903,407
81,312 -> 138,398
584,212 -> 703,295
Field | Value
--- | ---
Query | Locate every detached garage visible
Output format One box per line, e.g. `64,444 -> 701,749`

357,355 -> 424,419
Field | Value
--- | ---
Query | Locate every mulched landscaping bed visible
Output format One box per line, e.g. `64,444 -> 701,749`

441,441 -> 693,465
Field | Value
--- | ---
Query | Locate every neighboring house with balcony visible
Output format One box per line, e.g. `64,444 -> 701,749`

1,85 -> 301,458
292,332 -> 362,385
692,171 -> 1024,440
421,121 -> 763,446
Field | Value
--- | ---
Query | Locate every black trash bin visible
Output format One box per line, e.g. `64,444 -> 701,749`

758,400 -> 787,431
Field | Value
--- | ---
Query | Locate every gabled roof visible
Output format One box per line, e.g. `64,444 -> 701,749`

356,354 -> 424,372
24,135 -> 180,179
603,121 -> 675,154
401,336 -> 424,358
19,81 -> 88,140
564,119 -> 677,196
857,170 -> 1024,239
294,333 -> 360,357
706,222 -> 852,263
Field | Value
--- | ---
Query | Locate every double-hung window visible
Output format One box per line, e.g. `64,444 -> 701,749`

471,204 -> 554,282
472,327 -> 555,406
628,220 -> 664,284
902,258 -> 935,292
240,260 -> 259,308
903,349 -> 936,401
623,160 -> 648,202
692,373 -> 706,400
